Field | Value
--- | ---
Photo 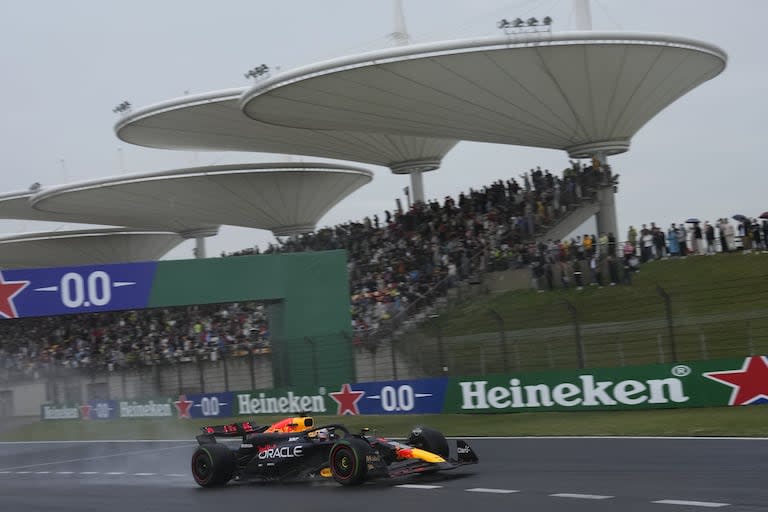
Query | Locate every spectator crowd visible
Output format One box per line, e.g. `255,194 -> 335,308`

9,157 -> 764,378
0,303 -> 270,381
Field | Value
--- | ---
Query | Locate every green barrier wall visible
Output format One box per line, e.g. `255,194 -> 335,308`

148,251 -> 353,388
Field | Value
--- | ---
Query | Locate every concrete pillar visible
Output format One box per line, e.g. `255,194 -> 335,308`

593,151 -> 618,249
195,237 -> 206,259
410,169 -> 425,204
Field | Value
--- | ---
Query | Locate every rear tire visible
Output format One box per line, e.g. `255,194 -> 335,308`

329,438 -> 369,486
191,444 -> 236,487
407,426 -> 449,459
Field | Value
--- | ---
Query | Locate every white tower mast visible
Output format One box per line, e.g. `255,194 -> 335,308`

390,0 -> 410,46
573,0 -> 593,31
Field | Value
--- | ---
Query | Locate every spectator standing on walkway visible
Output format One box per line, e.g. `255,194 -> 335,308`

691,223 -> 702,255
667,224 -> 680,256
705,221 -> 716,254
641,228 -> 653,262
718,219 -> 729,252
627,225 -> 638,254
677,223 -> 688,256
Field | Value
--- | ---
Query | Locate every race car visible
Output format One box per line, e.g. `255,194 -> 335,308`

191,415 -> 478,487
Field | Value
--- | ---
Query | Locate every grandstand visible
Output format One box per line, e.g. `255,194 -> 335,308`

0,3 -> 738,414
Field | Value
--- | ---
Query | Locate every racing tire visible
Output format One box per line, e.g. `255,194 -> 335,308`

191,444 -> 236,487
408,426 -> 449,459
329,438 -> 369,486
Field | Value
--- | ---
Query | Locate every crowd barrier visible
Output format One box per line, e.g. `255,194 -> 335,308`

40,355 -> 766,420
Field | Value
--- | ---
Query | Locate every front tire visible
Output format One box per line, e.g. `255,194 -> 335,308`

407,426 -> 449,459
329,438 -> 369,486
191,445 -> 236,487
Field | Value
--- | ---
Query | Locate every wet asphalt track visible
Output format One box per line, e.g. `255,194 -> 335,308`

1,438 -> 767,512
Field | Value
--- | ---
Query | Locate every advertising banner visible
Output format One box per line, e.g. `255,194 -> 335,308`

0,263 -> 156,319
80,400 -> 119,420
40,404 -> 80,420
234,387 -> 331,416
118,398 -> 175,419
327,378 -> 449,415
443,356 -> 768,413
179,392 -> 234,419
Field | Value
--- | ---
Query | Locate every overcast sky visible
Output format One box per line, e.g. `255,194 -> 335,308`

0,0 -> 765,260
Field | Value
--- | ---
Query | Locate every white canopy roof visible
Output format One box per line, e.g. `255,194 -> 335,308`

241,31 -> 727,158
0,228 -> 183,268
115,88 -> 457,173
30,163 -> 372,236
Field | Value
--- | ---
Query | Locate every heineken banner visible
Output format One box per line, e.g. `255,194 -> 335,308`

40,356 -> 768,419
444,356 -> 768,413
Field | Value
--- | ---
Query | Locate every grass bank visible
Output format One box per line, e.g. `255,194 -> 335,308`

399,253 -> 768,375
2,406 -> 768,442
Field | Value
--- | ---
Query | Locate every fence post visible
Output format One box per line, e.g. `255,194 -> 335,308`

249,346 -> 256,391
431,315 -> 447,375
656,284 -> 678,362
198,356 -> 205,394
657,334 -> 665,363
546,342 -> 554,368
390,338 -> 399,382
563,299 -> 585,368
222,350 -> 230,392
488,309 -> 510,372
616,339 -> 625,367
305,337 -> 319,386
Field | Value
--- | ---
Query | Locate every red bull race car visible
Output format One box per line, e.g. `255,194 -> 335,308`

191,415 -> 478,487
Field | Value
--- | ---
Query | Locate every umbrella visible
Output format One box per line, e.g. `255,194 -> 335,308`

733,214 -> 749,222
686,218 -> 700,223
760,212 -> 768,219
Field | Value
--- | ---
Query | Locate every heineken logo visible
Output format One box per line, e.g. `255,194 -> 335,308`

459,375 -> 689,410
42,405 -> 79,420
237,391 -> 327,415
119,401 -> 172,418
703,356 -> 768,405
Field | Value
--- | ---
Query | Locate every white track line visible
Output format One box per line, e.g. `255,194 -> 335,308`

2,436 -> 767,444
105,472 -> 125,475
396,484 -> 443,489
79,472 -> 99,475
165,474 -> 186,477
133,473 -> 156,476
55,471 -> 73,475
0,443 -> 194,471
551,493 -> 614,500
466,488 -> 520,494
652,499 -> 730,508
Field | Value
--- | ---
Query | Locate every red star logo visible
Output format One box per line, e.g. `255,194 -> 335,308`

174,395 -> 194,419
79,404 -> 92,420
329,383 -> 364,416
0,272 -> 30,319
704,356 -> 768,405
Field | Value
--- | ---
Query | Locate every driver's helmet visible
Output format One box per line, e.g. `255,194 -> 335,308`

315,428 -> 330,441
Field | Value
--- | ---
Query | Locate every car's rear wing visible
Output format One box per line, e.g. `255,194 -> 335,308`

199,421 -> 268,440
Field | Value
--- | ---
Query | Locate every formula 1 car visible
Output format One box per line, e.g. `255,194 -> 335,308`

191,415 -> 478,487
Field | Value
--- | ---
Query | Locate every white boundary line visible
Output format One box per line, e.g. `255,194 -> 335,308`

466,488 -> 520,494
551,493 -> 614,500
652,499 -> 730,508
1,436 -> 767,444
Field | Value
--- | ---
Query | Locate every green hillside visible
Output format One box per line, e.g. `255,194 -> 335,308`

397,252 -> 768,376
